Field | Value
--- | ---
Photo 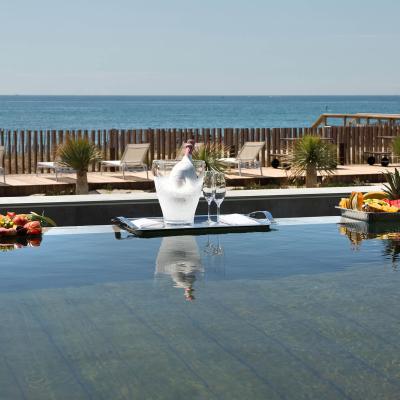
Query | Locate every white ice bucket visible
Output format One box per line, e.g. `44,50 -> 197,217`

152,159 -> 206,225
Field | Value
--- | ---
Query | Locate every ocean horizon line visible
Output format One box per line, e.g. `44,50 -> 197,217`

1,94 -> 400,98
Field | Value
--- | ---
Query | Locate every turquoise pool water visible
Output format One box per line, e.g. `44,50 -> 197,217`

0,221 -> 399,399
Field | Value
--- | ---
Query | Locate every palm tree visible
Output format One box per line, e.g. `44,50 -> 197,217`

192,143 -> 229,172
287,135 -> 337,188
57,139 -> 102,194
382,168 -> 400,199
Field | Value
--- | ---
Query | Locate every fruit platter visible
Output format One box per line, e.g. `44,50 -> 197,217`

336,190 -> 400,223
0,212 -> 56,252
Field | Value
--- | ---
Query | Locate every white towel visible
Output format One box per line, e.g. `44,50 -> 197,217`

132,218 -> 163,229
218,213 -> 260,226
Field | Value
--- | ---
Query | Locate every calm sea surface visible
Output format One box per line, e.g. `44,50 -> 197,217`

0,95 -> 399,129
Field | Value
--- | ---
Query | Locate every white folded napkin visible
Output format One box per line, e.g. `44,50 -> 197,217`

132,218 -> 163,229
218,213 -> 260,226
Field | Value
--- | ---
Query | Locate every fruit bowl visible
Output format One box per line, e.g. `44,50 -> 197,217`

336,206 -> 400,223
0,212 -> 56,237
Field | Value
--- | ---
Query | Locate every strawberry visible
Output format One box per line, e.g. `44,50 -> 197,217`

6,212 -> 16,219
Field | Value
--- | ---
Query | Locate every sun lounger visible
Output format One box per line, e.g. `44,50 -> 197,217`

100,143 -> 150,179
219,141 -> 265,176
36,161 -> 75,181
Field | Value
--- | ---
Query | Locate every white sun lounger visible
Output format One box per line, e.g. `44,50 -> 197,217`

100,143 -> 150,179
219,141 -> 265,176
36,160 -> 75,181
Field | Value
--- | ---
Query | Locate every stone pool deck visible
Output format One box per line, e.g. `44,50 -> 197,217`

0,185 -> 383,226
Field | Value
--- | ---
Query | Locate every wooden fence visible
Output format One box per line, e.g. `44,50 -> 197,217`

0,125 -> 399,174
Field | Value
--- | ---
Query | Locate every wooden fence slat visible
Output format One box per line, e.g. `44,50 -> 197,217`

161,129 -> 166,160
259,128 -> 265,167
237,128 -> 242,154
7,130 -> 11,174
120,129 -> 126,159
263,128 -> 269,167
277,128 -> 282,157
217,128 -> 222,146
46,130 -> 51,173
149,128 -> 155,163
171,129 -> 177,159
102,129 -> 107,161
27,130 -> 32,174
13,130 -> 18,174
21,130 -> 25,174
0,129 -> 3,172
139,129 -> 143,144
351,126 -> 355,164
166,129 -> 171,160
155,129 -> 160,159
115,129 -> 120,159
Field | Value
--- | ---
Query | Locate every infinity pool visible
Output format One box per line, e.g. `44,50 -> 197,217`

0,217 -> 399,399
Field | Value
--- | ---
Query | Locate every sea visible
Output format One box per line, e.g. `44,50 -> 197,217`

0,95 -> 399,130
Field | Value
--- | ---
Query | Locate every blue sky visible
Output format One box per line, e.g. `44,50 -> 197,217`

0,0 -> 399,95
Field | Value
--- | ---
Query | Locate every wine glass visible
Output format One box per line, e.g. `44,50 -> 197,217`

202,171 -> 215,224
213,172 -> 226,224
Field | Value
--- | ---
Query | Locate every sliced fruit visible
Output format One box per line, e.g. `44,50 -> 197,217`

363,191 -> 387,200
364,198 -> 399,212
350,192 -> 363,210
384,199 -> 400,207
339,198 -> 349,208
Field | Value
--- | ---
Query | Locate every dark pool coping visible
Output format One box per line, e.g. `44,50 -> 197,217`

0,186 -> 382,225
0,186 -> 382,206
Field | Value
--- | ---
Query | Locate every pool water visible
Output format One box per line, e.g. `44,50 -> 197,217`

0,220 -> 400,399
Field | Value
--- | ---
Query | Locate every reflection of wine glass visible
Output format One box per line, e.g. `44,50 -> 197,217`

213,235 -> 224,256
203,235 -> 224,256
203,171 -> 215,224
213,173 -> 226,223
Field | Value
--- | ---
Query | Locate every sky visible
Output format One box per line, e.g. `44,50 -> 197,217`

0,0 -> 399,95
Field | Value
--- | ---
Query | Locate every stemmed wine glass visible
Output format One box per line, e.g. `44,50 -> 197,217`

213,172 -> 226,224
202,171 -> 215,224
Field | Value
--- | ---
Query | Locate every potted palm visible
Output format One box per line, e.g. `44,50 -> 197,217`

57,138 -> 102,195
382,168 -> 400,200
192,143 -> 229,172
287,135 -> 337,188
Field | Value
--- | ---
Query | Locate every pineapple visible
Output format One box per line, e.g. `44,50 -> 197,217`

383,168 -> 400,200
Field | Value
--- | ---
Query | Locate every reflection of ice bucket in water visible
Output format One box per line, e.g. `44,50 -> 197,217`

155,236 -> 203,300
152,159 -> 206,225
